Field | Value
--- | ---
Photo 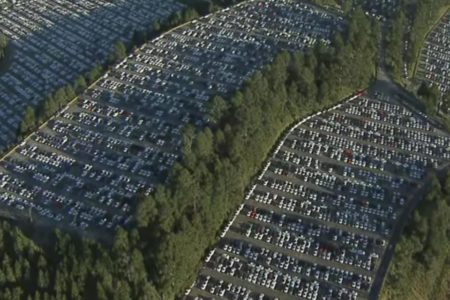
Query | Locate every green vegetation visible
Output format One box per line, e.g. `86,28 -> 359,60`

4,0 -> 450,299
308,0 -> 351,12
18,107 -> 37,137
180,0 -> 214,14
150,7 -> 199,36
17,69 -> 98,139
381,173 -> 450,300
384,0 -> 450,81
0,224 -> 159,300
135,9 -> 379,298
441,92 -> 450,114
417,81 -> 441,116
0,9 -> 380,300
108,42 -> 127,64
0,33 -> 8,62
384,10 -> 407,81
309,0 -> 340,7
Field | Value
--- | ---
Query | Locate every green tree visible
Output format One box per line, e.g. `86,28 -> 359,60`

418,81 -> 440,115
207,95 -> 228,124
18,106 -> 36,136
73,76 -> 87,95
0,33 -> 8,60
86,64 -> 103,84
112,42 -> 127,63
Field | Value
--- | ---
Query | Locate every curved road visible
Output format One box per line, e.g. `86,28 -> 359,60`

368,22 -> 450,300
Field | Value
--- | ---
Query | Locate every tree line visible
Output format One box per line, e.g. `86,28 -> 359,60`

0,33 -> 8,62
0,7 -> 379,300
309,0 -> 352,13
381,173 -> 450,300
16,7 -> 200,142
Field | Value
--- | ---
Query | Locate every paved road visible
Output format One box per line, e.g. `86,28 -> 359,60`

367,21 -> 450,300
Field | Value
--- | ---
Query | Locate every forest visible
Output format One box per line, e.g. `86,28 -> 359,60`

0,8 -> 380,300
381,173 -> 450,300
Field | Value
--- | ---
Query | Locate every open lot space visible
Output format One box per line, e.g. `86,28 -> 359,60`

0,0 -> 342,237
0,0 -> 184,150
185,89 -> 450,300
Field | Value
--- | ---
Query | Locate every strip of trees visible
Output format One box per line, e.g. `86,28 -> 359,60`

0,7 -> 380,300
0,33 -> 8,62
135,8 -> 379,298
16,7 -> 199,141
384,9 -> 407,80
310,0 -> 351,11
381,173 -> 450,300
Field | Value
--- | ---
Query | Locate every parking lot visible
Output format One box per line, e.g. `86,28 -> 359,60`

416,12 -> 450,96
185,90 -> 450,300
0,0 -> 184,150
0,0 -> 342,236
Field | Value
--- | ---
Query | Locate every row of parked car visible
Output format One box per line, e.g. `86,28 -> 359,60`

0,0 -> 184,149
186,91 -> 450,300
0,0 -> 341,236
417,13 -> 450,103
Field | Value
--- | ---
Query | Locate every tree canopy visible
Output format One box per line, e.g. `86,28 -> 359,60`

417,81 -> 441,115
381,172 -> 450,300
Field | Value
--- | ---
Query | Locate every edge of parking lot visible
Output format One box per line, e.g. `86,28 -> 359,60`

369,161 -> 450,300
4,2 -> 450,298
186,76 -> 450,299
411,5 -> 450,80
0,8 -> 220,240
184,86 -> 368,296
0,0 -> 257,164
0,5 -> 214,165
